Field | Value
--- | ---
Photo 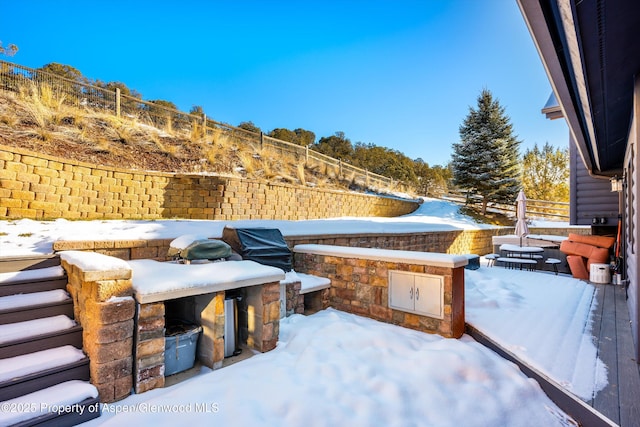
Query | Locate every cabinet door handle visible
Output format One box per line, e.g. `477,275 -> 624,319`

409,287 -> 413,300
416,287 -> 420,300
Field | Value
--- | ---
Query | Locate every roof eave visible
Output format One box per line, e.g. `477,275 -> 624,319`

517,0 -> 605,175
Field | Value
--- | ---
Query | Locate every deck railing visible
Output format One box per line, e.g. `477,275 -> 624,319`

441,192 -> 570,221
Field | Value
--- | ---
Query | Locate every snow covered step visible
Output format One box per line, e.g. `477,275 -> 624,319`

0,316 -> 82,359
0,346 -> 89,401
0,255 -> 61,275
0,315 -> 76,345
0,266 -> 67,298
0,290 -> 74,325
297,272 -> 331,294
0,380 -> 100,427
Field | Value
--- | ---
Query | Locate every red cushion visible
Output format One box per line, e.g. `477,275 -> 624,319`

567,255 -> 590,279
567,233 -> 615,249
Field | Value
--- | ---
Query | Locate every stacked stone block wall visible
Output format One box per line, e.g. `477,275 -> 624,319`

53,227 -> 586,264
294,252 -> 465,338
0,145 -> 418,220
134,302 -> 165,394
62,259 -> 135,403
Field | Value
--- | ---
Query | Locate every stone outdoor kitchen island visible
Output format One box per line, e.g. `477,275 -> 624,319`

60,251 -> 284,402
292,245 -> 467,338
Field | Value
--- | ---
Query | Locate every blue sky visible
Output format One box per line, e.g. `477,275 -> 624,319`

1,0 -> 567,166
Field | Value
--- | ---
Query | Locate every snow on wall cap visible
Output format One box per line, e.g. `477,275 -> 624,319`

59,250 -> 131,272
293,244 -> 469,268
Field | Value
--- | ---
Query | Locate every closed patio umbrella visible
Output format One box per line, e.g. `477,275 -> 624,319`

514,190 -> 529,247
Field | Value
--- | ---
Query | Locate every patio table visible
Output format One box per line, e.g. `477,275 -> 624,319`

499,244 -> 545,259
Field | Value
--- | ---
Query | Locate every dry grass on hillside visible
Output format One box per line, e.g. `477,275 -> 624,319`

0,86 -> 393,193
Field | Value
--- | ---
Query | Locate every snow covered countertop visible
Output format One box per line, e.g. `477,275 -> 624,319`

128,260 -> 286,304
293,244 -> 469,268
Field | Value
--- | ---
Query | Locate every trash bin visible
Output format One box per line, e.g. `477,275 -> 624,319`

164,320 -> 202,376
589,263 -> 611,284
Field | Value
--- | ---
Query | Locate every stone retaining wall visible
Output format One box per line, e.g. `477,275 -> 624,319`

53,228 -> 585,262
0,145 -> 418,220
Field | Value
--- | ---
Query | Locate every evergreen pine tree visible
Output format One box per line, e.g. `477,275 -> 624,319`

452,89 -> 521,214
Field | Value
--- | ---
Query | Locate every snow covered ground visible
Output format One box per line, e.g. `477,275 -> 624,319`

0,198 -> 492,256
0,198 -> 600,425
85,309 -> 576,427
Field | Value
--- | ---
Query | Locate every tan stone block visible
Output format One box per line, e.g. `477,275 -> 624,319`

131,246 -> 158,259
95,382 -> 115,403
137,327 -> 165,342
139,302 -> 165,319
5,161 -> 27,173
136,365 -> 164,382
404,313 -> 421,328
84,269 -> 132,283
137,337 -> 165,358
87,338 -> 133,364
90,356 -> 132,383
213,292 -> 224,315
370,275 -> 387,287
136,353 -> 165,370
370,304 -> 392,320
53,240 -> 95,251
264,301 -> 280,323
113,240 -> 147,249
86,298 -> 135,324
134,376 -> 165,394
87,319 -> 134,344
114,375 -> 133,401
0,197 -> 22,208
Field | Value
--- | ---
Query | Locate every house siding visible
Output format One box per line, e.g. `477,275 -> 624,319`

570,136 -> 619,226
624,76 -> 640,360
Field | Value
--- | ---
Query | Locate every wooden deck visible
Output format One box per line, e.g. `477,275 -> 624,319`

467,280 -> 640,427
590,283 -> 640,426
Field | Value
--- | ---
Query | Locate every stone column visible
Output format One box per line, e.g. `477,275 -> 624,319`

194,291 -> 225,369
134,302 -> 165,393
62,257 -> 135,403
246,282 -> 281,352
285,280 -> 304,316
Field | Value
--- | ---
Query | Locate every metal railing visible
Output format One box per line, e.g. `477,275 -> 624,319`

0,60 -> 401,191
441,192 -> 570,221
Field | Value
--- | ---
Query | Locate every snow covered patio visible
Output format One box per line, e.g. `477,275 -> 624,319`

68,262 -> 637,427
466,263 -> 640,427
2,199 -> 639,426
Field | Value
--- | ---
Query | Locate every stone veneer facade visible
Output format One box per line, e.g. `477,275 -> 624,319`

293,249 -> 465,338
0,145 -> 418,221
